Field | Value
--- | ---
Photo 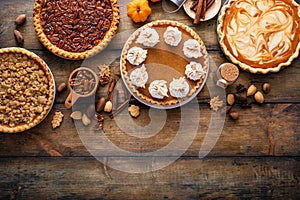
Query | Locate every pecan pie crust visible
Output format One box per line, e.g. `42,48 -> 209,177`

0,47 -> 55,133
33,0 -> 120,60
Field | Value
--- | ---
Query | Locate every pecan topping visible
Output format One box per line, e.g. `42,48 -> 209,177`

40,0 -> 113,52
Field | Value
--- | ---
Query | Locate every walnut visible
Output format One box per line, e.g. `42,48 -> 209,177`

51,111 -> 64,129
98,65 -> 110,85
209,96 -> 224,111
128,105 -> 140,118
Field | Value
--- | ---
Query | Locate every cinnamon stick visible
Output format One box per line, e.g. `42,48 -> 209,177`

190,1 -> 198,11
194,0 -> 203,24
200,0 -> 207,20
109,99 -> 130,119
191,0 -> 215,12
206,0 -> 215,10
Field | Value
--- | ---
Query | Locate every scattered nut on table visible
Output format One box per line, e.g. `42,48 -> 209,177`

262,83 -> 271,94
254,91 -> 264,104
14,30 -> 24,44
227,94 -> 235,105
70,111 -> 82,120
104,100 -> 113,113
52,111 -> 64,129
247,84 -> 257,96
96,97 -> 106,112
82,114 -> 91,126
128,105 -> 140,118
15,14 -> 26,25
229,111 -> 239,120
56,82 -> 67,93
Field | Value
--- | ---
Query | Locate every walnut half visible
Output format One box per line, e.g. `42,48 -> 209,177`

128,105 -> 140,118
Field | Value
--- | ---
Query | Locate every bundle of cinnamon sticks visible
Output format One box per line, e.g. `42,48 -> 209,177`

192,0 -> 216,24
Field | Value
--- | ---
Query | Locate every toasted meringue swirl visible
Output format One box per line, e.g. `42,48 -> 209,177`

222,0 -> 300,69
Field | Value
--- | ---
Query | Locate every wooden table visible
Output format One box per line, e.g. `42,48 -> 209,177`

1,0 -> 299,199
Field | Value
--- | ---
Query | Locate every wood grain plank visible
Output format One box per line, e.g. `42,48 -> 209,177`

0,157 -> 299,199
0,103 -> 299,157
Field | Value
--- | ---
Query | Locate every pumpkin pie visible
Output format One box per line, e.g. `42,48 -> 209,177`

33,0 -> 120,60
0,47 -> 55,133
217,0 -> 300,73
121,20 -> 209,108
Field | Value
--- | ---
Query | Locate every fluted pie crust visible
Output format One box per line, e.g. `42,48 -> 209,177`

0,47 -> 55,133
217,0 -> 300,73
121,20 -> 209,107
33,0 -> 120,60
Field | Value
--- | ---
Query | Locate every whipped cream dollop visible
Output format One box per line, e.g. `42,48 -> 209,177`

163,26 -> 182,46
136,28 -> 160,47
185,61 -> 206,81
148,80 -> 169,99
129,64 -> 148,88
126,47 -> 147,66
183,39 -> 203,58
169,77 -> 190,98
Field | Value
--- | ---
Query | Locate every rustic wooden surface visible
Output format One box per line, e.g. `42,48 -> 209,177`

0,0 -> 300,199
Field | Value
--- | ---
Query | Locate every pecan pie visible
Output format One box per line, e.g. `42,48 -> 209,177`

33,0 -> 120,60
121,20 -> 209,108
0,47 -> 55,133
217,0 -> 300,73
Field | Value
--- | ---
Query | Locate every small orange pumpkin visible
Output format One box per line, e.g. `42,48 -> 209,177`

127,0 -> 152,23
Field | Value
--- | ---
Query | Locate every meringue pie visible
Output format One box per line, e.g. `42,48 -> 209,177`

121,20 -> 209,108
217,0 -> 300,73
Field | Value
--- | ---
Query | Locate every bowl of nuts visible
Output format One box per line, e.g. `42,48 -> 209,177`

65,67 -> 99,108
33,0 -> 120,60
0,47 -> 55,133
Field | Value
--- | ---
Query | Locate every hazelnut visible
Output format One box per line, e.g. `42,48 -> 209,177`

262,83 -> 271,94
254,91 -> 264,104
247,84 -> 257,96
227,94 -> 235,105
229,111 -> 239,120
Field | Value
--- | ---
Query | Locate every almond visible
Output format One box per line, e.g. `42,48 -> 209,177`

15,14 -> 26,25
227,94 -> 235,105
254,91 -> 264,104
247,84 -> 257,96
96,97 -> 106,112
82,114 -> 91,126
13,30 -> 24,44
